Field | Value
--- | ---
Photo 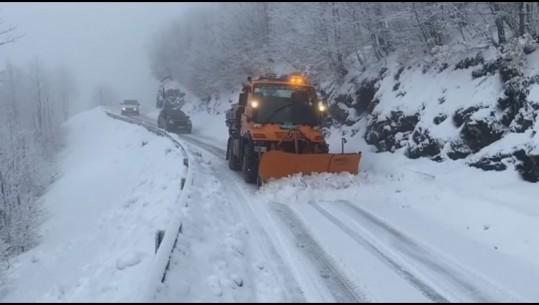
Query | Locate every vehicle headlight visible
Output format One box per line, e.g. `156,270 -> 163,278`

318,102 -> 326,112
133,108 -> 137,111
122,107 -> 126,110
169,120 -> 174,124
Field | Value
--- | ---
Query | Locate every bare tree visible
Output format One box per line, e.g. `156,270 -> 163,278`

92,84 -> 119,108
0,14 -> 22,47
54,65 -> 78,122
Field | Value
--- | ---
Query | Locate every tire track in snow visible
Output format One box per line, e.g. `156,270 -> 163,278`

177,135 -> 370,303
181,134 -> 226,156
317,200 -> 522,302
179,138 -> 307,302
177,134 -> 370,303
130,115 -> 307,302
123,114 -> 524,302
157,149 -> 283,302
271,203 -> 371,303
309,202 -> 448,302
181,132 -> 522,302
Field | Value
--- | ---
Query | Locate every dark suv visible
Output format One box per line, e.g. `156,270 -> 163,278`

121,99 -> 140,115
157,108 -> 192,133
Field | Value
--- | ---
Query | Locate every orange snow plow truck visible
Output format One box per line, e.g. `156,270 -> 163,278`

225,73 -> 361,186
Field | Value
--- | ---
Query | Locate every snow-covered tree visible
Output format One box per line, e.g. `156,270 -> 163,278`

149,2 -> 539,100
92,84 -> 119,108
53,65 -> 78,122
0,55 -> 76,278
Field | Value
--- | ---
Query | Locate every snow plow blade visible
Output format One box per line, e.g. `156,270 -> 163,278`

258,150 -> 361,183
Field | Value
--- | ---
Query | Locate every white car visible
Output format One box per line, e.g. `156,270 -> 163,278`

121,100 -> 140,115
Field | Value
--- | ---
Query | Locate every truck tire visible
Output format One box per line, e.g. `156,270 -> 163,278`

256,175 -> 262,189
227,137 -> 241,171
242,142 -> 257,184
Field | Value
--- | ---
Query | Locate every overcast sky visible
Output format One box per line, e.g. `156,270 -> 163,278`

0,2 -> 193,112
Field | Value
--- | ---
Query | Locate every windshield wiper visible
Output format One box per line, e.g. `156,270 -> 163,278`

262,103 -> 294,124
261,103 -> 320,126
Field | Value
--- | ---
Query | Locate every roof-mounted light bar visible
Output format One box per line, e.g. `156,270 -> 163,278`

288,73 -> 306,85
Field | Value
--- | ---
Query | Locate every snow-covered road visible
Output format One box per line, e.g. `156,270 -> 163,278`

136,111 -> 534,302
3,108 -> 538,302
168,133 -> 525,303
160,134 -> 367,302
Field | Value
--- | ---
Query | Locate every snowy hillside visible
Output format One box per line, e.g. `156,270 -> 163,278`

325,36 -> 539,182
0,108 -> 186,302
162,36 -> 539,184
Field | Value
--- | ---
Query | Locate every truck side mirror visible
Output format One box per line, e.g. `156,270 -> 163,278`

226,107 -> 236,127
239,93 -> 247,106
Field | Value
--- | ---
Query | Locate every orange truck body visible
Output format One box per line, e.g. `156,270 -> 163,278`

225,73 -> 361,185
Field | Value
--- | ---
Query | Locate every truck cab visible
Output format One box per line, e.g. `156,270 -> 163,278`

225,73 -> 333,184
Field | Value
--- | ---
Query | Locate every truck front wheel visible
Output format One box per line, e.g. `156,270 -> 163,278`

242,143 -> 258,184
227,137 -> 241,171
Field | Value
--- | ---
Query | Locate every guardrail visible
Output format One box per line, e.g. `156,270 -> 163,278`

105,111 -> 194,301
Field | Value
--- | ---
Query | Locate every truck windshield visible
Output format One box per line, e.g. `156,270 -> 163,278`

252,84 -> 320,125
167,109 -> 188,119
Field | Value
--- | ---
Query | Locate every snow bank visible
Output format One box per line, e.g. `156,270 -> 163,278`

256,148 -> 539,300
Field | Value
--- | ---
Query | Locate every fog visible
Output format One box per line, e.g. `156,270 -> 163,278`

0,2 -> 194,113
